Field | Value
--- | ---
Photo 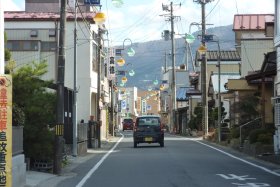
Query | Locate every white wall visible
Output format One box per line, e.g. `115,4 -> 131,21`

241,40 -> 274,77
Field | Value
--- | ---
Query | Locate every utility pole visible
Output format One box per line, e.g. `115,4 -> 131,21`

162,1 -> 180,133
72,0 -> 78,156
97,28 -> 102,148
109,79 -> 114,136
170,2 -> 177,133
193,0 -> 214,137
54,0 -> 66,174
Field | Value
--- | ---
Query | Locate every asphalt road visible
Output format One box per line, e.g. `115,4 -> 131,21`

57,131 -> 280,187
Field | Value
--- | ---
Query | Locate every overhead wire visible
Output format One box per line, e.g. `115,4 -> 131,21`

234,0 -> 254,71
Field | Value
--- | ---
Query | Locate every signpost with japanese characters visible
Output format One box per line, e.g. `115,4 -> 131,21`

0,75 -> 12,187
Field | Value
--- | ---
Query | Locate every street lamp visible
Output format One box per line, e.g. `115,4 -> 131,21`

116,38 -> 135,66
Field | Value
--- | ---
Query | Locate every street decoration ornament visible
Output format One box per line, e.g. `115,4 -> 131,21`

121,76 -> 128,84
185,33 -> 195,44
127,47 -> 135,57
93,11 -> 106,24
117,57 -> 125,66
112,0 -> 124,8
153,79 -> 159,85
128,69 -> 135,76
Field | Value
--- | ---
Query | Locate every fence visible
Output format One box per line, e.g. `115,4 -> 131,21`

77,123 -> 88,155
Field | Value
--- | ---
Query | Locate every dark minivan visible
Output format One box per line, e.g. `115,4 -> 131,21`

133,115 -> 164,148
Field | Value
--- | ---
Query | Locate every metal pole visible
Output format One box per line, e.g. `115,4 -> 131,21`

110,80 -> 114,136
171,1 -> 177,133
72,0 -> 78,156
54,0 -> 66,175
217,41 -> 221,142
97,28 -> 102,148
201,1 -> 208,136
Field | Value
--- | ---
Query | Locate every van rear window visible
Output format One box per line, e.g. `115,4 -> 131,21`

137,117 -> 160,126
123,119 -> 133,123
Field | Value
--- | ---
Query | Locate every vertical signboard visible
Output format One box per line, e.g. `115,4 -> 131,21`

0,75 -> 12,187
0,0 -> 4,74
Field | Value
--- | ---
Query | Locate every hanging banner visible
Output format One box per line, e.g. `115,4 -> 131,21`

0,75 -> 12,187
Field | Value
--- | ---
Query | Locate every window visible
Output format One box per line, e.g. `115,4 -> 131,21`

30,30 -> 38,37
41,42 -> 57,51
6,40 -> 39,51
137,117 -> 160,126
48,29 -> 56,37
92,43 -> 98,71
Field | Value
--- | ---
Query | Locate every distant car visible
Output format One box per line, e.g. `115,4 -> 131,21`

122,118 -> 134,131
133,115 -> 164,148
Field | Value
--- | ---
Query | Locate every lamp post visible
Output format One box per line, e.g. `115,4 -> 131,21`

116,38 -> 135,67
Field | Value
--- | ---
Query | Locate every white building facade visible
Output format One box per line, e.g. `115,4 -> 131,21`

4,10 -> 110,141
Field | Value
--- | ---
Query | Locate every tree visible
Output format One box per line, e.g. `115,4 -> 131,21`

188,105 -> 203,131
231,94 -> 260,125
11,61 -> 56,161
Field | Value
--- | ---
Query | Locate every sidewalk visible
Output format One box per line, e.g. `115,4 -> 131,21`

24,134 -> 121,187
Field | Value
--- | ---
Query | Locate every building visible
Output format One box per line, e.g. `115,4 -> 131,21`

274,0 -> 280,154
4,1 -> 110,148
160,64 -> 189,132
233,14 -> 274,77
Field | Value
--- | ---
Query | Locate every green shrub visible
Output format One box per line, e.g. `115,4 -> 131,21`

249,129 -> 273,144
230,127 -> 239,139
257,133 -> 273,144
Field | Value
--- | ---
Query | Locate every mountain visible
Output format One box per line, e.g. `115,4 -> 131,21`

116,24 -> 236,90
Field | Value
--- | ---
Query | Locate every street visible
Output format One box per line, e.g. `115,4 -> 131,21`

57,132 -> 280,187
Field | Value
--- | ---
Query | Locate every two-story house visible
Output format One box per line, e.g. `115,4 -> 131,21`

4,1 -> 110,151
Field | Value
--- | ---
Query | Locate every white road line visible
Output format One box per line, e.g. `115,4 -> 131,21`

76,134 -> 124,187
193,140 -> 280,177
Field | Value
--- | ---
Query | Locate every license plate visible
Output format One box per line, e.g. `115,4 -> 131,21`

145,137 -> 153,142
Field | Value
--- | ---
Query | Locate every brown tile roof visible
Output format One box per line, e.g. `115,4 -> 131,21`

233,14 -> 274,31
4,11 -> 96,23
196,50 -> 241,61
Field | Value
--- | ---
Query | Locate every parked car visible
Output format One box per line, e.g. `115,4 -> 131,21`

133,115 -> 164,148
122,118 -> 134,131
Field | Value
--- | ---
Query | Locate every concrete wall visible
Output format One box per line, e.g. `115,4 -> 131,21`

12,154 -> 26,187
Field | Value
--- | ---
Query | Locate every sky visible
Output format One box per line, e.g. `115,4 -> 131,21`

5,0 -> 275,46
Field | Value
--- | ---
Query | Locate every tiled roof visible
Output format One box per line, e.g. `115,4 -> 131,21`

196,50 -> 241,61
233,14 -> 274,31
4,11 -> 96,23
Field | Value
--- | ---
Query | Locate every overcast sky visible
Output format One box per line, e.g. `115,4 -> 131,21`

5,0 -> 275,46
